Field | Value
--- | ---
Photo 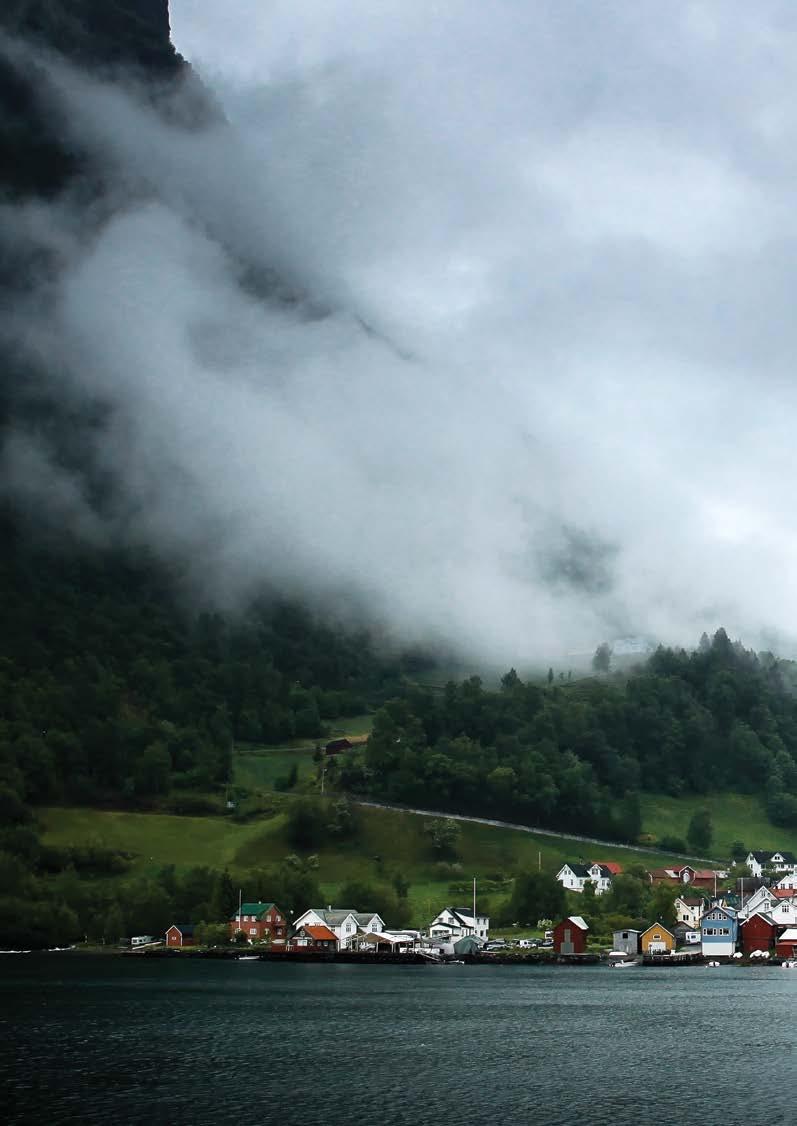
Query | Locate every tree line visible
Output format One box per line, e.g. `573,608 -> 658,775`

339,628 -> 797,841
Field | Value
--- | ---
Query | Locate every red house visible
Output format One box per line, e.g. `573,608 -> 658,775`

229,902 -> 288,945
740,913 -> 778,955
288,924 -> 338,953
553,915 -> 589,955
166,924 -> 196,948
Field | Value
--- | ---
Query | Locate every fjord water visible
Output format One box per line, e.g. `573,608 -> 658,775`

2,957 -> 795,1125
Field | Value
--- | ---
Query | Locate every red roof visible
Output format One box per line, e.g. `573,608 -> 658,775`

593,861 -> 622,875
692,870 -> 720,881
773,889 -> 796,899
304,925 -> 337,942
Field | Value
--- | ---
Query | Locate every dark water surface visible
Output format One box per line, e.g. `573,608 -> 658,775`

1,956 -> 795,1124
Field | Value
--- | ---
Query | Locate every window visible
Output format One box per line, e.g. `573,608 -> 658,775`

249,927 -> 257,935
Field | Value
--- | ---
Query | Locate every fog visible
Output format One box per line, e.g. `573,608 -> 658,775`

5,1 -> 797,665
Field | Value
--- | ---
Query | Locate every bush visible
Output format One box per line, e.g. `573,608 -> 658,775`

658,834 -> 686,852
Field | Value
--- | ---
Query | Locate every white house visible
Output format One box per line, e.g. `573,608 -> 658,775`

353,912 -> 385,934
767,898 -> 797,928
556,864 -> 590,892
428,907 -> 489,941
556,862 -> 617,895
736,885 -> 776,921
745,851 -> 797,878
292,908 -> 361,949
674,896 -> 705,928
775,872 -> 797,890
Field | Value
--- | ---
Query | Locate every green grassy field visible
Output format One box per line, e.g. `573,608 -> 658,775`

39,800 -> 688,928
233,749 -> 317,791
640,791 -> 796,857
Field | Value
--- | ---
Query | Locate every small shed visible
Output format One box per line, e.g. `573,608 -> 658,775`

640,923 -> 675,955
553,916 -> 589,955
740,913 -> 778,955
453,935 -> 482,956
775,928 -> 797,959
165,924 -> 196,948
612,929 -> 640,956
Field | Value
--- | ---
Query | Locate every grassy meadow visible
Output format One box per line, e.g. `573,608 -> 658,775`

39,799 -> 688,928
639,791 -> 796,858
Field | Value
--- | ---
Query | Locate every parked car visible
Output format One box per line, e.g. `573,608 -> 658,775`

541,939 -> 554,948
518,939 -> 538,949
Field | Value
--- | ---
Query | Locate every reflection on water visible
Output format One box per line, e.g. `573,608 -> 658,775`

1,957 -> 794,1125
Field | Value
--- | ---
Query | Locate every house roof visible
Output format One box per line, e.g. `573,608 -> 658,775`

304,908 -> 358,926
230,902 -> 279,921
777,928 -> 797,941
692,870 -> 721,881
741,913 -> 776,928
750,850 -> 797,864
302,925 -> 337,942
354,912 -> 383,925
562,864 -> 590,878
565,915 -> 589,930
676,897 -> 705,907
772,889 -> 796,899
168,923 -> 195,936
593,861 -> 622,875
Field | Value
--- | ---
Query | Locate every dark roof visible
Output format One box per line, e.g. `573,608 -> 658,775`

750,851 -> 797,864
741,913 -> 776,928
325,738 -> 352,753
168,923 -> 195,936
563,863 -> 591,878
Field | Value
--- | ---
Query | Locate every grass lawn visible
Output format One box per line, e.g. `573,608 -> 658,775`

39,800 -> 690,928
233,749 -> 317,791
639,791 -> 796,858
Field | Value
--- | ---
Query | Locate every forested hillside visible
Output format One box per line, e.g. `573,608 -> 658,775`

341,629 -> 797,841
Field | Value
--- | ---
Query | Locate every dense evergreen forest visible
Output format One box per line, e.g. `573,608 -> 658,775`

341,629 -> 797,841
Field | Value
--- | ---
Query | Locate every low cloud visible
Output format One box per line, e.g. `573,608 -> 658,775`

4,2 -> 797,665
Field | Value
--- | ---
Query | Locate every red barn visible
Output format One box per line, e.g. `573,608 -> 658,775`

740,913 -> 777,955
553,915 -> 589,955
165,924 -> 196,948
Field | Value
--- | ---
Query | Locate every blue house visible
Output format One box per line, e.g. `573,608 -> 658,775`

700,905 -> 738,957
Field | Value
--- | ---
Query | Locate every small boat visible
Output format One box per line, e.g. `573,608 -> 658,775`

706,961 -> 721,967
609,959 -> 638,968
238,955 -> 260,961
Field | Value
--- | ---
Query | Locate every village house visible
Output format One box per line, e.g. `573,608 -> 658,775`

740,913 -> 778,955
775,928 -> 797,959
428,907 -> 489,941
674,896 -> 706,928
736,885 -> 776,921
288,924 -> 338,953
612,928 -> 640,956
556,861 -> 620,895
774,871 -> 797,890
766,898 -> 797,928
555,863 -> 590,892
553,916 -> 589,954
745,851 -> 797,879
700,905 -> 738,958
165,924 -> 196,948
649,865 -> 724,890
639,923 -> 675,955
229,902 -> 288,945
292,908 -> 386,949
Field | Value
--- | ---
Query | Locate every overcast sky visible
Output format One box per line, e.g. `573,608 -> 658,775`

6,2 -> 797,666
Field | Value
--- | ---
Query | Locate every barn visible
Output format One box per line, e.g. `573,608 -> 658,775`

553,916 -> 589,955
740,913 -> 777,955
